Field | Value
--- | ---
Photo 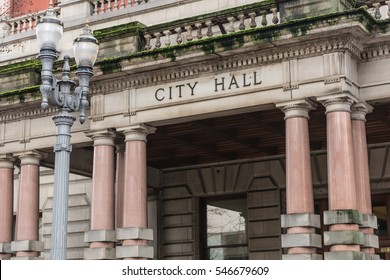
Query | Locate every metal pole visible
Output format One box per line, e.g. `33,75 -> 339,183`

50,109 -> 75,260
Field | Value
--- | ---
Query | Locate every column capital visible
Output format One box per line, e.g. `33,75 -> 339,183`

276,98 -> 316,120
0,154 -> 16,169
86,129 -> 119,146
317,93 -> 358,114
120,124 -> 156,142
14,150 -> 43,166
351,101 -> 373,122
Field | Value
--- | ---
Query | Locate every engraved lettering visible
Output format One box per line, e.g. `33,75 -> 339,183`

155,88 -> 165,101
215,77 -> 225,92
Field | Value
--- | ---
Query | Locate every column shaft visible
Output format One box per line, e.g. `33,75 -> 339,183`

14,152 -> 41,258
327,111 -> 357,212
319,95 -> 364,259
286,116 -> 314,215
352,103 -> 377,256
123,140 -> 148,239
90,134 -> 116,248
84,130 -> 117,260
278,100 -> 322,260
116,124 -> 155,260
115,146 -> 125,229
0,156 -> 15,259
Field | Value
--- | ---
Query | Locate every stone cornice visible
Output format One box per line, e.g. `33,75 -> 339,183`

361,41 -> 390,60
0,105 -> 58,123
90,35 -> 363,94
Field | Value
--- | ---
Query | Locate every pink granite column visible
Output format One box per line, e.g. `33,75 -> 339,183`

277,99 -> 322,260
319,95 -> 364,259
0,155 -> 15,260
116,124 -> 155,260
351,102 -> 378,258
115,144 -> 125,229
12,151 -> 43,259
84,130 -> 117,260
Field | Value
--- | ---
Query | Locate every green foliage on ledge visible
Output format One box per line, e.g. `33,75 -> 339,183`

93,21 -> 147,41
144,0 -> 276,33
96,7 -> 380,72
0,59 -> 41,76
0,85 -> 40,102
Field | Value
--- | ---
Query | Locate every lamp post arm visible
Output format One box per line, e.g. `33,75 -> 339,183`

75,67 -> 93,124
38,49 -> 58,110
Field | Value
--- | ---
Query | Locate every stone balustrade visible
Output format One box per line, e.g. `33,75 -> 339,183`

91,0 -> 150,15
0,7 -> 61,38
142,6 -> 280,51
362,1 -> 390,20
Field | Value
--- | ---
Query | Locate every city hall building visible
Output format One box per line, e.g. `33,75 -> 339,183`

1,0 -> 390,260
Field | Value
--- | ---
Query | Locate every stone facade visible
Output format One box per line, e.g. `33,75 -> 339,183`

1,0 -> 390,259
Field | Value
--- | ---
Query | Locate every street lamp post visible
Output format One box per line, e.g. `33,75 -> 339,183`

36,3 -> 99,260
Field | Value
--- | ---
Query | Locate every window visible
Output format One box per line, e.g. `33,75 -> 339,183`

202,196 -> 248,260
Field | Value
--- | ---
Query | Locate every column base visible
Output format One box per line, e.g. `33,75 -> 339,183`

281,213 -> 321,228
362,233 -> 379,248
117,227 -> 153,241
324,209 -> 362,225
323,230 -> 364,246
282,233 -> 322,248
282,254 -> 322,260
361,214 -> 378,229
11,256 -> 42,260
0,254 -> 12,260
11,240 -> 43,253
365,253 -> 381,260
0,242 -> 12,254
324,251 -> 365,260
84,247 -> 116,260
84,230 -> 117,243
116,245 -> 154,259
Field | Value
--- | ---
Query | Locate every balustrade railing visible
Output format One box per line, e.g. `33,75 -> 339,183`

361,1 -> 390,20
1,7 -> 61,37
91,0 -> 150,15
142,7 -> 280,51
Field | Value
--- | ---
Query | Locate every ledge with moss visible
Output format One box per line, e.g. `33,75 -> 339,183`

1,6 -> 389,91
0,85 -> 41,103
96,7 -> 385,73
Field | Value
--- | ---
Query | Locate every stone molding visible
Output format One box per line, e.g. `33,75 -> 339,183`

282,253 -> 322,260
11,240 -> 44,252
323,230 -> 365,246
317,93 -> 358,114
323,209 -> 362,225
120,124 -> 156,142
362,233 -> 379,249
351,101 -> 373,122
0,105 -> 58,124
85,129 -> 119,147
116,227 -> 154,241
84,230 -> 117,243
90,36 -> 363,94
360,213 -> 378,229
116,245 -> 154,259
362,42 -> 390,61
84,247 -> 116,260
0,154 -> 15,169
14,150 -> 43,166
324,251 -> 365,260
281,213 -> 321,228
276,98 -> 317,120
281,233 -> 322,248
0,242 -> 12,253
10,256 -> 43,260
